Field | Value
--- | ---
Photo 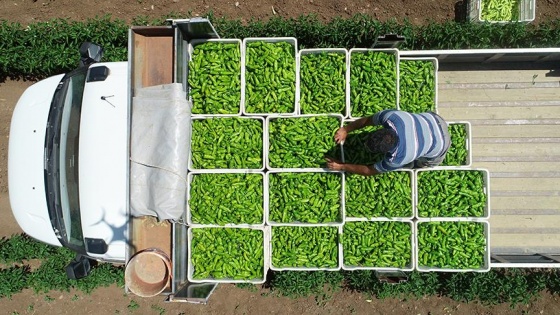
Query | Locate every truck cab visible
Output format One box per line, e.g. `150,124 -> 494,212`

8,43 -> 129,264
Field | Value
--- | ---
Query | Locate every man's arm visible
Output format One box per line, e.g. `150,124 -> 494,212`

344,116 -> 373,133
325,157 -> 380,176
334,116 -> 373,144
341,163 -> 380,176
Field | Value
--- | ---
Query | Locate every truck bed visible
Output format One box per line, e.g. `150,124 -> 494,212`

437,64 -> 560,256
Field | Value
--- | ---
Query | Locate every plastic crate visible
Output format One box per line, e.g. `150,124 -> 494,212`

470,0 -> 535,23
187,116 -> 266,172
187,38 -> 243,117
415,168 -> 491,220
265,114 -> 344,170
344,169 -> 415,221
341,219 -> 415,271
441,121 -> 472,168
265,169 -> 345,226
415,220 -> 491,272
242,37 -> 298,116
398,57 -> 438,114
297,48 -> 349,117
269,225 -> 342,271
187,226 -> 269,283
348,48 -> 400,119
186,170 -> 265,227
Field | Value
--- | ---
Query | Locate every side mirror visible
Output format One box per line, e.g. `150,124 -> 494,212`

79,42 -> 104,67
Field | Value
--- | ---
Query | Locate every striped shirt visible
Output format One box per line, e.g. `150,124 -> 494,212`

372,110 -> 449,173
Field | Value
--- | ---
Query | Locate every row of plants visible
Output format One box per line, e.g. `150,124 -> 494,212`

0,234 -> 124,298
2,234 -> 560,308
1,13 -> 560,79
266,268 -> 560,308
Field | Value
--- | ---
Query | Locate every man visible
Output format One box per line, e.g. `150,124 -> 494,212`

325,109 -> 451,176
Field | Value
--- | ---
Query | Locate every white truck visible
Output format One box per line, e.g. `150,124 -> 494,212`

8,18 -> 560,301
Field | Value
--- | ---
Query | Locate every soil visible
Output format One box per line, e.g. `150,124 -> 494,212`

2,1 -> 560,314
0,0 -> 559,25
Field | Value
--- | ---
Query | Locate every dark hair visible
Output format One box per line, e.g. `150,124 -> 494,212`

364,129 -> 397,154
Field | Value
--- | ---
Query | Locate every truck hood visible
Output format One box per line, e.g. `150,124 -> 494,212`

79,62 -> 128,262
9,62 -> 130,262
9,74 -> 64,246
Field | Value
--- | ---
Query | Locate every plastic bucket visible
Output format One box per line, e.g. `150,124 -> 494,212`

125,248 -> 172,297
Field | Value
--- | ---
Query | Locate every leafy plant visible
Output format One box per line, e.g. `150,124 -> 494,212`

127,300 -> 140,311
1,14 -> 560,80
0,265 -> 30,298
270,271 -> 343,297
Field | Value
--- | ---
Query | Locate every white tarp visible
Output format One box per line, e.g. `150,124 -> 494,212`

130,83 -> 190,220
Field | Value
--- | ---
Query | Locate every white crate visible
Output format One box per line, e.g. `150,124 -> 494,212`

187,116 -> 266,172
265,169 -> 345,227
470,0 -> 535,23
269,225 -> 342,271
398,57 -> 439,114
348,48 -> 400,119
187,38 -> 243,117
265,113 -> 344,171
297,48 -> 349,117
440,121 -> 472,168
415,168 -> 491,220
187,226 -> 269,284
242,37 -> 298,116
341,219 -> 415,272
415,220 -> 491,272
186,170 -> 265,227
344,169 -> 415,221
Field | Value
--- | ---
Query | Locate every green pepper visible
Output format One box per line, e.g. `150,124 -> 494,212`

300,52 -> 346,115
269,172 -> 342,224
191,228 -> 265,280
245,41 -> 296,114
417,221 -> 486,269
342,221 -> 412,268
189,173 -> 263,225
398,59 -> 436,113
350,51 -> 398,117
189,41 -> 241,114
271,226 -> 339,268
417,170 -> 487,217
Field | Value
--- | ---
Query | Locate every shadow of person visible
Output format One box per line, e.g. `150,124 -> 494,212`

322,127 -> 384,167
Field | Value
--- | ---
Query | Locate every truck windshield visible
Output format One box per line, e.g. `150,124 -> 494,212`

45,68 -> 87,252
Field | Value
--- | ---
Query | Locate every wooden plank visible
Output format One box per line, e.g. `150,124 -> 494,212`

440,82 -> 560,89
491,196 -> 559,210
490,178 -> 560,191
439,88 -> 560,102
440,100 -> 560,108
471,125 -> 560,138
439,106 -> 560,120
492,191 -> 559,196
469,119 -> 560,125
439,69 -> 558,84
472,161 -> 560,172
474,138 -> 560,144
490,234 -> 560,248
132,30 -> 173,91
474,143 -> 560,157
490,215 -> 560,229
475,156 -> 560,162
491,172 -> 560,178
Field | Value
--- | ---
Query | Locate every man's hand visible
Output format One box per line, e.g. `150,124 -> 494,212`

325,157 -> 345,171
334,127 -> 348,144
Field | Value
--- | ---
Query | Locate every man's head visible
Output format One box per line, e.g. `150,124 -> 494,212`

364,129 -> 398,154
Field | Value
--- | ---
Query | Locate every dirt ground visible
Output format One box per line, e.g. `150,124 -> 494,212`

0,0 -> 559,25
2,1 -> 560,314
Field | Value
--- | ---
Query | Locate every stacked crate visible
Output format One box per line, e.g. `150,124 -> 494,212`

185,39 -> 490,282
